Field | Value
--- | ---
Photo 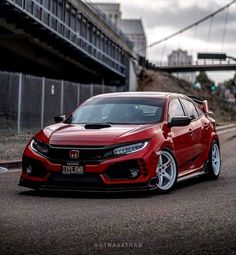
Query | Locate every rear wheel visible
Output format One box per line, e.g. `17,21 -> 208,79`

207,141 -> 221,179
155,150 -> 177,193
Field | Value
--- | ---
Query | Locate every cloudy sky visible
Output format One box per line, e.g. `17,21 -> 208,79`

92,0 -> 236,83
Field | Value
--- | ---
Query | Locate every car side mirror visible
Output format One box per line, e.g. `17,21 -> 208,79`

190,114 -> 196,120
54,115 -> 66,123
168,116 -> 191,128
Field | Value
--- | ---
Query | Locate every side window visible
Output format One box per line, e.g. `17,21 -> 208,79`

196,106 -> 203,117
181,99 -> 198,120
168,99 -> 185,121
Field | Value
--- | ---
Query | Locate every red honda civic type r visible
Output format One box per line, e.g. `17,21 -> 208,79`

19,92 -> 221,193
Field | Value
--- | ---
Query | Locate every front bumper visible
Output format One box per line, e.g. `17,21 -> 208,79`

19,144 -> 158,192
18,178 -> 158,193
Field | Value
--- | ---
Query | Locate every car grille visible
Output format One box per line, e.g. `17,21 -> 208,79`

47,145 -> 114,164
49,173 -> 103,187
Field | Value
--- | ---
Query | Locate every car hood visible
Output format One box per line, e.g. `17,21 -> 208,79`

38,123 -> 162,146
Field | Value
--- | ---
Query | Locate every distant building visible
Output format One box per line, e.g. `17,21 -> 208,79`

168,49 -> 192,65
120,19 -> 146,58
168,49 -> 195,83
92,3 -> 147,58
92,3 -> 122,28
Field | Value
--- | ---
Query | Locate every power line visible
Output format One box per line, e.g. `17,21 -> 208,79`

137,0 -> 236,52
207,15 -> 214,52
191,23 -> 198,56
221,7 -> 229,52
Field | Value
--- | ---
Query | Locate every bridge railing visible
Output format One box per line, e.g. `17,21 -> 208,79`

6,0 -> 127,76
154,59 -> 236,67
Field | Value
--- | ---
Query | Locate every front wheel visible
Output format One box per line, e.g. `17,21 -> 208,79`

207,141 -> 221,179
155,149 -> 177,193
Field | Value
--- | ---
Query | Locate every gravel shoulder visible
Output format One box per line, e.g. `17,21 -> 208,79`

0,134 -> 33,161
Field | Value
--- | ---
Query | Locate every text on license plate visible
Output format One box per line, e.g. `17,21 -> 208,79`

62,164 -> 84,175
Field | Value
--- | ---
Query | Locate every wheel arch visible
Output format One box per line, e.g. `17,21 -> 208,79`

159,144 -> 179,171
207,132 -> 220,156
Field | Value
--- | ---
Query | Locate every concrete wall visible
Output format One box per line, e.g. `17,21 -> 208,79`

128,59 -> 138,91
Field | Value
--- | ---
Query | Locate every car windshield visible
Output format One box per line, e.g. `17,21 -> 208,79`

71,97 -> 165,125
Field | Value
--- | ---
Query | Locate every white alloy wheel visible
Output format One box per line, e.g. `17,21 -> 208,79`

156,150 -> 177,192
211,143 -> 221,176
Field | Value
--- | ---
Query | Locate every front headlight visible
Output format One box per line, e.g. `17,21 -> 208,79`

113,141 -> 149,155
30,138 -> 49,155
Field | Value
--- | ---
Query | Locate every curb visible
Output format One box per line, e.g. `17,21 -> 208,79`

1,123 -> 236,170
0,160 -> 21,169
216,123 -> 236,131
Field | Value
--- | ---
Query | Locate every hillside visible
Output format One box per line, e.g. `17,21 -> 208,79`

138,70 -> 236,123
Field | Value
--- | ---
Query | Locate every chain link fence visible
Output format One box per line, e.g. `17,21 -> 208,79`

0,71 -> 125,135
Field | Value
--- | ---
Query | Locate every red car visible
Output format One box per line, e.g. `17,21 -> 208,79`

19,92 -> 221,193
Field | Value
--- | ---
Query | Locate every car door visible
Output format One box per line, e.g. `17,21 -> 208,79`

167,98 -> 195,173
180,98 -> 204,169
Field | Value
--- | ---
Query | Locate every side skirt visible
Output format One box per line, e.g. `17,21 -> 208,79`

177,161 -> 209,182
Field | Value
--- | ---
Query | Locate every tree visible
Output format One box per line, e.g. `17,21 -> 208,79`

223,72 -> 236,88
196,71 -> 216,92
196,71 -> 214,86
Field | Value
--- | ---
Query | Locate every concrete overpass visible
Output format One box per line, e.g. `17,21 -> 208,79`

0,0 -> 134,85
153,61 -> 236,73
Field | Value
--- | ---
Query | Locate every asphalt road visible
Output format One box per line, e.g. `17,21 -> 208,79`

0,130 -> 236,255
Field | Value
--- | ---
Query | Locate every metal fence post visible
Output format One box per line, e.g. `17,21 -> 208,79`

41,77 -> 45,129
17,73 -> 22,134
60,80 -> 64,115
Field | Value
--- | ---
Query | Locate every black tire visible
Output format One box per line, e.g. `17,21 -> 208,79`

207,141 -> 221,180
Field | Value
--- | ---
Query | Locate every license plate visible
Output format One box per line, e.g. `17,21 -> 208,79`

62,163 -> 84,175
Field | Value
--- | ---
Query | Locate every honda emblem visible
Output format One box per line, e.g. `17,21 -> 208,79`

69,150 -> 80,159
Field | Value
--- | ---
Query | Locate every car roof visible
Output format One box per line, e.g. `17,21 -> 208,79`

93,91 -> 187,99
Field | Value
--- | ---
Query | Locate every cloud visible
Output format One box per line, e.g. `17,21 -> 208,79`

92,0 -> 236,72
92,0 -> 236,43
92,0 -> 236,83
121,2 -> 236,39
123,4 -> 212,29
